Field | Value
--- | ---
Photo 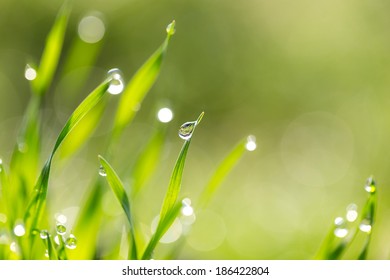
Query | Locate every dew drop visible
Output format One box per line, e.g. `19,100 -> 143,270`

346,203 -> 358,222
99,165 -> 107,177
359,219 -> 372,233
157,107 -> 173,123
166,20 -> 176,36
179,121 -> 196,140
364,176 -> 376,193
245,135 -> 257,151
65,234 -> 77,249
181,198 -> 194,216
44,250 -> 49,258
10,242 -> 19,253
54,235 -> 61,245
24,64 -> 37,81
107,68 -> 125,95
56,223 -> 67,236
13,223 -> 25,237
40,230 -> 49,240
55,213 -> 67,224
333,217 -> 348,238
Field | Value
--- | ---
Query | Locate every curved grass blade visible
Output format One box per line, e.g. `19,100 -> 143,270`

112,21 -> 176,139
141,112 -> 203,260
131,128 -> 165,196
40,232 -> 58,260
198,137 -> 250,208
24,79 -> 111,233
98,155 -> 137,260
32,3 -> 70,96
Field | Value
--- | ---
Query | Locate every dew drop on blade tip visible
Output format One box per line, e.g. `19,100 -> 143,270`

107,68 -> 125,95
56,223 -> 67,236
245,135 -> 257,151
65,234 -> 77,249
364,176 -> 376,193
178,121 -> 196,140
99,165 -> 107,177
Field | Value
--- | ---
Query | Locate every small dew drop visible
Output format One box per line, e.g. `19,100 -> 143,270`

166,20 -> 176,35
40,230 -> 49,240
334,217 -> 345,226
157,107 -> 174,123
44,250 -> 49,258
78,14 -> 105,44
13,224 -> 25,237
181,198 -> 194,216
107,68 -> 125,95
364,176 -> 376,193
65,234 -> 77,249
346,203 -> 358,222
179,121 -> 196,140
55,213 -> 67,224
99,165 -> 107,177
54,235 -> 61,245
24,64 -> 37,81
334,228 -> 349,238
56,224 -> 67,236
245,135 -> 257,151
359,219 -> 372,234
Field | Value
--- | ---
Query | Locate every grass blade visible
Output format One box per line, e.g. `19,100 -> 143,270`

112,21 -> 176,139
98,155 -> 137,260
32,3 -> 70,96
198,136 -> 255,208
141,112 -> 203,260
24,79 -> 110,234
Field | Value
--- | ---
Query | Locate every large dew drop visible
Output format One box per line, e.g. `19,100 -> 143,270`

245,135 -> 257,151
40,230 -> 49,240
56,224 -> 67,236
107,68 -> 125,95
24,64 -> 37,81
179,121 -> 196,140
65,234 -> 77,249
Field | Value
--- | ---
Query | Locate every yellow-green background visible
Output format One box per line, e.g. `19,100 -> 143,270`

1,0 -> 389,259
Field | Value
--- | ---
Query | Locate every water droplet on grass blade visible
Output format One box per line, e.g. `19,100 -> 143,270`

44,250 -> 49,258
179,121 -> 196,140
99,165 -> 107,176
56,224 -> 67,235
54,235 -> 61,245
333,217 -> 348,238
10,242 -> 19,253
24,64 -> 37,81
107,68 -> 125,95
65,234 -> 77,249
364,176 -> 376,193
359,219 -> 372,233
166,20 -> 176,35
245,135 -> 257,151
40,230 -> 49,240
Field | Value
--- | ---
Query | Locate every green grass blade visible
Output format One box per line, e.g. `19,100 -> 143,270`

357,178 -> 377,260
198,137 -> 250,208
98,155 -> 137,260
141,112 -> 203,259
131,129 -> 165,196
32,3 -> 70,96
112,21 -> 176,139
24,80 -> 110,233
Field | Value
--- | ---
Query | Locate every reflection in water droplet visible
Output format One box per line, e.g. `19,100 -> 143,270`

65,234 -> 77,249
56,224 -> 67,236
166,20 -> 176,35
157,107 -> 173,123
359,219 -> 372,233
24,64 -> 37,81
346,203 -> 358,222
40,230 -> 49,240
364,176 -> 376,193
13,224 -> 25,237
179,121 -> 196,140
245,135 -> 257,151
78,14 -> 105,44
107,68 -> 125,95
99,165 -> 107,177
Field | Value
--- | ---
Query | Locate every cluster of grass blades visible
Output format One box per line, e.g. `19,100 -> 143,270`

315,177 -> 377,260
0,4 -> 257,260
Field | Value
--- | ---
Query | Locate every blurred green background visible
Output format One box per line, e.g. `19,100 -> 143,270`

1,0 -> 390,259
